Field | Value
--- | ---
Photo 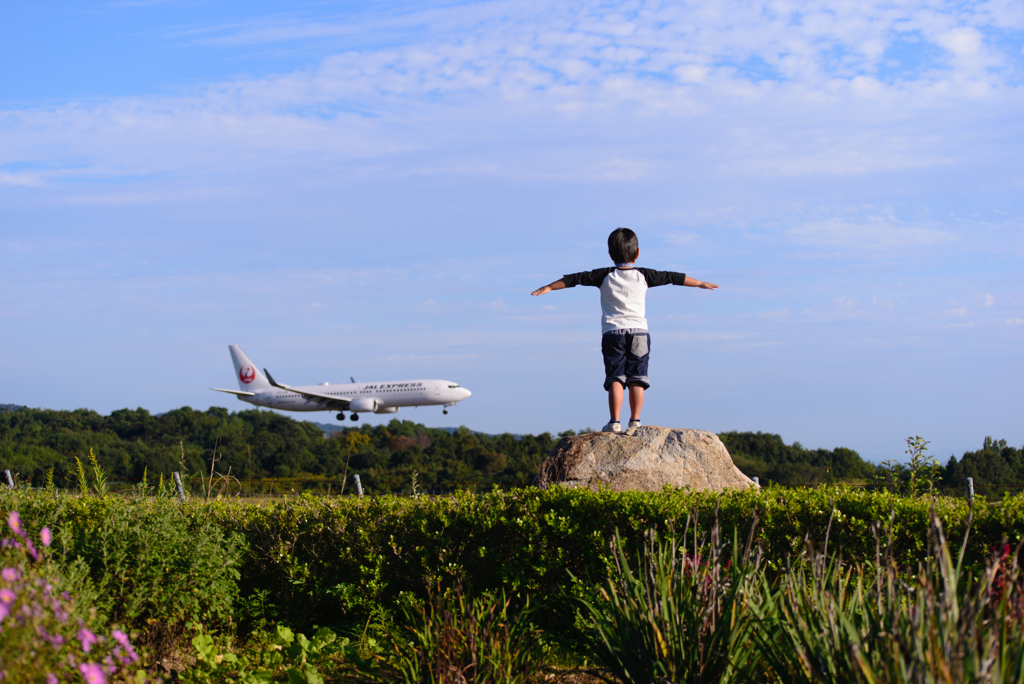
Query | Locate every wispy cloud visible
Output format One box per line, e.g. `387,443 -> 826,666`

786,218 -> 958,251
4,0 -> 1022,191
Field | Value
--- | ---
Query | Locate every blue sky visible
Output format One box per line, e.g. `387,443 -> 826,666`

2,0 -> 1022,463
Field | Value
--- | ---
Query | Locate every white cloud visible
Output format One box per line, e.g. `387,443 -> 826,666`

986,293 -> 995,306
664,231 -> 700,247
0,0 -> 1020,219
787,218 -> 958,250
0,172 -> 44,187
757,308 -> 791,319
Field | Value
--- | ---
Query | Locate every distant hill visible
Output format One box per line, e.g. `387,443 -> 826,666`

0,405 -> 554,492
0,404 -> 25,413
720,431 -> 875,485
0,403 -> 891,490
941,437 -> 1024,495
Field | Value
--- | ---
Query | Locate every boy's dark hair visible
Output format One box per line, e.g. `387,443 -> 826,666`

608,227 -> 639,263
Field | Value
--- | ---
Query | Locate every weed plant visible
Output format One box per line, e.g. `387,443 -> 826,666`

577,515 -> 760,684
756,506 -> 1024,683
388,584 -> 544,684
183,623 -> 356,684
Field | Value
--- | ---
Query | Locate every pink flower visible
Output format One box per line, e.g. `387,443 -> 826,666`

0,602 -> 9,622
46,674 -> 59,684
0,588 -> 15,605
6,511 -> 23,536
78,663 -> 106,684
77,628 -> 98,653
41,528 -> 52,547
112,630 -> 138,663
1,567 -> 18,582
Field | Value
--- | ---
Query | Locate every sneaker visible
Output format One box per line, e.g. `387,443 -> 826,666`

602,420 -> 622,433
627,419 -> 642,430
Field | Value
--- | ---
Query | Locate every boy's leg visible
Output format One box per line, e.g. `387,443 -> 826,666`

624,331 -> 651,422
628,384 -> 644,420
608,382 -> 624,421
601,332 -> 627,423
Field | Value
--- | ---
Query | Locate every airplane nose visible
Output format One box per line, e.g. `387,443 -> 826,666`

460,388 -> 472,399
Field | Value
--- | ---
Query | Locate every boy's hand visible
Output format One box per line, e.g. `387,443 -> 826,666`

683,275 -> 718,290
531,280 -> 565,296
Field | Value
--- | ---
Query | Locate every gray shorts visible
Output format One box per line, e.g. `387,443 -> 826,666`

601,328 -> 650,390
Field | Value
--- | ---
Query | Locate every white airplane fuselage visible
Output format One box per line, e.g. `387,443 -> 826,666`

211,345 -> 472,420
240,379 -> 469,412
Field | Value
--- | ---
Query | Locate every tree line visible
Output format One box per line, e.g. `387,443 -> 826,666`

0,405 -> 1015,492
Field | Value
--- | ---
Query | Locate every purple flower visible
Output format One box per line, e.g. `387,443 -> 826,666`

46,674 -> 59,684
6,511 -> 23,536
78,663 -> 106,684
1,567 -> 18,582
0,602 -> 9,622
0,588 -> 15,605
112,630 -> 138,663
77,627 -> 98,653
41,528 -> 52,547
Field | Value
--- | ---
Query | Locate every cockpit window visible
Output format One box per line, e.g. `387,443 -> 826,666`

448,385 -> 460,388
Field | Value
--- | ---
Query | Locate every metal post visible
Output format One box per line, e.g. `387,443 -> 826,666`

3,470 -> 13,489
966,477 -> 974,500
172,471 -> 187,502
752,476 -> 759,486
353,474 -> 363,498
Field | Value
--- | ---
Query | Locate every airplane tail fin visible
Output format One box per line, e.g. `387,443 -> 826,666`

229,345 -> 271,390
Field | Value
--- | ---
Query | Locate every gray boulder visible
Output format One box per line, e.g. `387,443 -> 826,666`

536,426 -> 757,492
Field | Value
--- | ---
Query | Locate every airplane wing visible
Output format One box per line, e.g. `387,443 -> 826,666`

211,388 -> 257,397
263,368 -> 352,408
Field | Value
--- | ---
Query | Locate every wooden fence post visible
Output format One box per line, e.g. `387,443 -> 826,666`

172,472 -> 187,502
966,477 -> 974,500
3,470 -> 13,489
353,474 -> 363,498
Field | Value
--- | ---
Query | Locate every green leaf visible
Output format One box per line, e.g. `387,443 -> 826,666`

286,665 -> 325,684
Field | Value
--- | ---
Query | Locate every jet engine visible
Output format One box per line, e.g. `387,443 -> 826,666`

348,397 -> 378,413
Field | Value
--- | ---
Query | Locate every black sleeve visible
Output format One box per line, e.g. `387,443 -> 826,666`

637,267 -> 686,287
562,267 -> 615,288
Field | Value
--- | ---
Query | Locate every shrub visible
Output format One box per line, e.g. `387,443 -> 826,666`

0,491 -> 245,658
0,510 -> 151,683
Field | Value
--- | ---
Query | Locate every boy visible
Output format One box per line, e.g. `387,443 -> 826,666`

531,228 -> 718,433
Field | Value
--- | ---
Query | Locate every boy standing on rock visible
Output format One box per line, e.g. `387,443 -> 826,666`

531,228 -> 718,433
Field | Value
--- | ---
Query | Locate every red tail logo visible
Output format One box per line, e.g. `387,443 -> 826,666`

239,366 -> 256,384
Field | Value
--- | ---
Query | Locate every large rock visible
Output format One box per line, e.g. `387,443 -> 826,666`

536,426 -> 756,492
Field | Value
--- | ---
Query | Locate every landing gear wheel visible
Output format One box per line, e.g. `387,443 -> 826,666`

443,409 -> 448,415
336,412 -> 345,420
350,413 -> 359,421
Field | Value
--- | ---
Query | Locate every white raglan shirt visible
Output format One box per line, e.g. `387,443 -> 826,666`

561,266 -> 688,334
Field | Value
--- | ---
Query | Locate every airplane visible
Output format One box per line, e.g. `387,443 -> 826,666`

211,345 -> 472,421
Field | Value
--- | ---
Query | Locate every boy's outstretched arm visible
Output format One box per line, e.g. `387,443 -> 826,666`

683,276 -> 718,290
531,279 -> 566,296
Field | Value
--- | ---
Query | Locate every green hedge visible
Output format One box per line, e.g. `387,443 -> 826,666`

4,486 -> 1023,638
